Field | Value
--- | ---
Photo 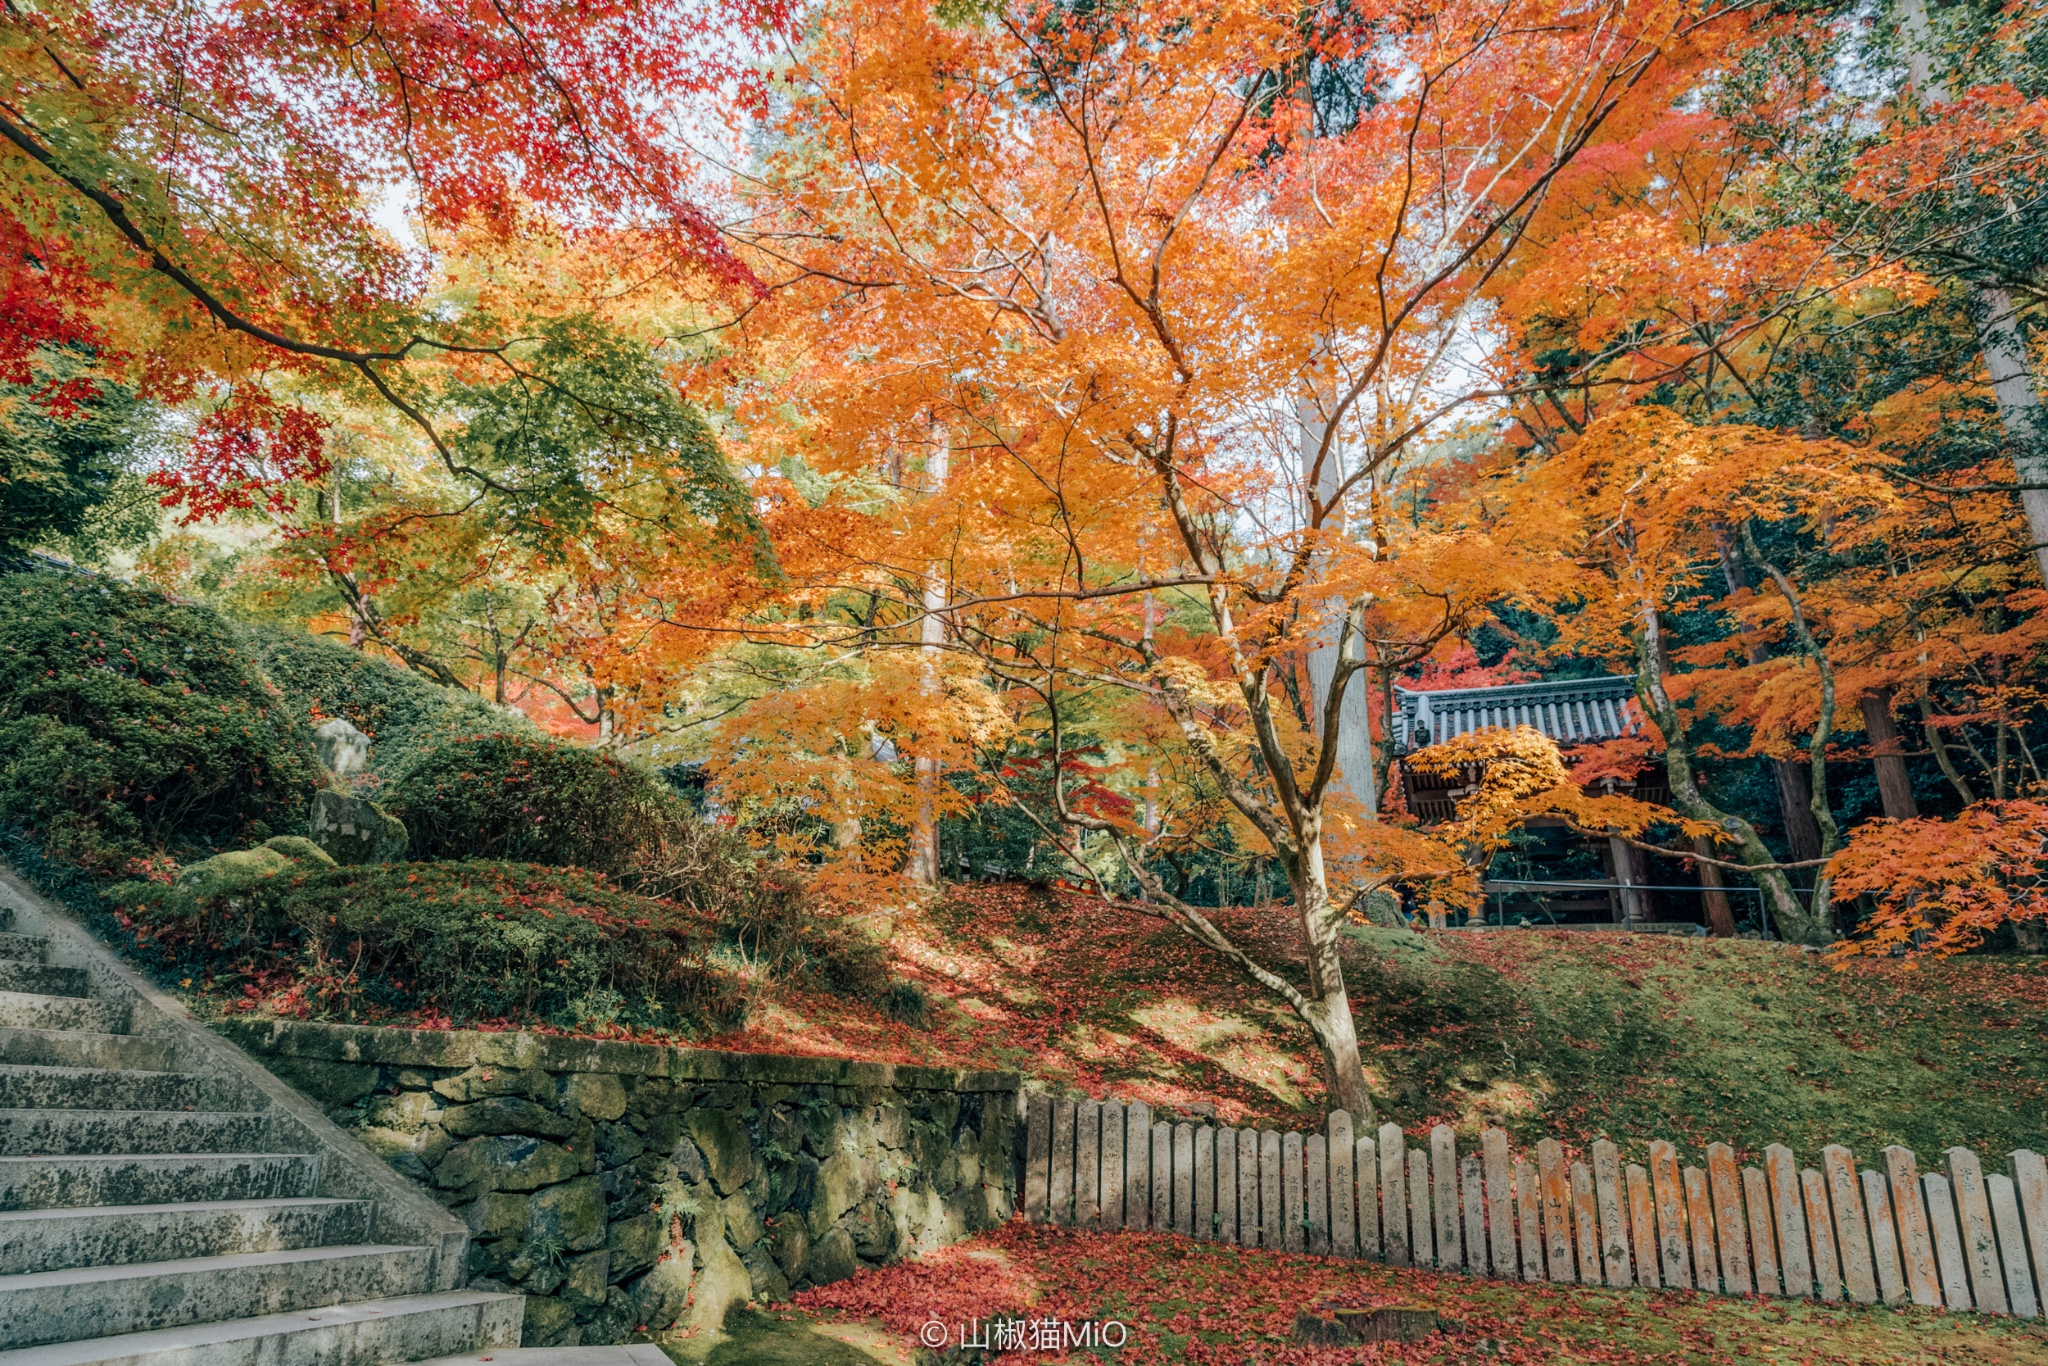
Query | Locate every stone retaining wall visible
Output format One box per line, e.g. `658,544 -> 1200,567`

220,1020 -> 1020,1348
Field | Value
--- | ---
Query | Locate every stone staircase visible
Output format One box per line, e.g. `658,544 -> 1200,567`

0,873 -> 670,1366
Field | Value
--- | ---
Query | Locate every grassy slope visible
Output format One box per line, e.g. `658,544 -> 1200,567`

715,882 -> 2048,1163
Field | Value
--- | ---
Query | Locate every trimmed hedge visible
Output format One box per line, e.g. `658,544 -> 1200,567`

108,860 -> 749,1035
0,570 -> 318,869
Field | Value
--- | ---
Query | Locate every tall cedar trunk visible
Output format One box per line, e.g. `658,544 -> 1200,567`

1289,830 -> 1375,1126
906,428 -> 950,886
1713,521 -> 1828,861
1693,836 -> 1737,937
1860,687 -> 1920,819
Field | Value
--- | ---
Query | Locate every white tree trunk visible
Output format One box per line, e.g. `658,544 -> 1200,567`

1298,392 -> 1378,813
906,428 -> 951,886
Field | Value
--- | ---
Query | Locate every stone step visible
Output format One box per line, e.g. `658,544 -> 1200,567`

0,1243 -> 437,1350
0,1028 -> 171,1072
0,1109 -> 301,1156
0,1153 -> 320,1210
0,1198 -> 375,1275
0,1065 -> 245,1111
0,1288 -> 520,1366
414,1350 -> 675,1366
0,995 -> 129,1036
0,935 -> 45,965
0,965 -> 87,1000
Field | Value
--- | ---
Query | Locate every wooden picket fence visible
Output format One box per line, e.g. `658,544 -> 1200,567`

1019,1094 -> 2048,1317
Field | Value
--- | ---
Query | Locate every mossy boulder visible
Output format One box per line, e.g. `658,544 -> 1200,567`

174,836 -> 335,893
308,790 -> 408,864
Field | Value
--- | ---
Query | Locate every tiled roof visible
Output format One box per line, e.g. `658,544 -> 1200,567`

1393,675 -> 1642,754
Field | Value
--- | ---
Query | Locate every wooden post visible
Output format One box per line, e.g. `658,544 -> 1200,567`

1305,1133 -> 1330,1254
1282,1131 -> 1305,1252
1049,1098 -> 1076,1226
2012,1151 -> 2048,1317
1075,1101 -> 1101,1228
1023,1093 -> 1051,1222
1173,1123 -> 1196,1236
1862,1168 -> 1905,1307
1823,1147 -> 1879,1304
1238,1128 -> 1261,1247
1627,1163 -> 1660,1289
1860,687 -> 1919,819
1432,1125 -> 1461,1269
1650,1140 -> 1692,1290
1684,1166 -> 1720,1294
1150,1122 -> 1172,1233
1538,1139 -> 1575,1282
1409,1148 -> 1436,1267
1608,836 -> 1648,924
1802,1167 -> 1842,1302
1357,1134 -> 1381,1260
1484,1128 -> 1517,1278
1193,1124 -> 1214,1241
1707,1144 -> 1752,1296
1215,1128 -> 1238,1244
1380,1123 -> 1409,1266
1571,1162 -> 1601,1286
1884,1145 -> 1942,1308
1693,836 -> 1736,938
1924,1171 -> 1974,1310
1947,1147 -> 2010,1314
1328,1112 -> 1356,1257
1462,1156 -> 1488,1277
1743,1167 -> 1781,1296
1987,1174 -> 2039,1317
1261,1129 -> 1284,1250
1592,1140 -> 1633,1288
1124,1101 -> 1151,1231
1515,1158 -> 1545,1283
1766,1145 -> 1812,1298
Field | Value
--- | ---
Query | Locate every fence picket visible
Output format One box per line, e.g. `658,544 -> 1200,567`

1194,1124 -> 1214,1242
1379,1124 -> 1409,1265
1075,1101 -> 1100,1229
1649,1141 -> 1691,1290
1216,1127 -> 1238,1245
1023,1093 -> 1051,1222
1766,1145 -> 1811,1298
1538,1139 -> 1574,1282
1484,1128 -> 1516,1278
1099,1100 -> 1125,1229
1236,1127 -> 1260,1247
1124,1101 -> 1151,1231
1432,1126 -> 1461,1270
2013,1151 -> 2048,1316
1328,1113 -> 1356,1257
1946,1147 -> 2010,1315
1260,1130 -> 1284,1250
1627,1163 -> 1660,1290
1743,1167 -> 1780,1296
1883,1146 -> 1941,1307
1707,1144 -> 1751,1296
1409,1148 -> 1436,1267
1514,1157 -> 1544,1283
1987,1173 -> 2037,1318
1357,1135 -> 1380,1260
1173,1123 -> 1195,1236
1823,1146 -> 1877,1305
1281,1131 -> 1305,1252
1683,1166 -> 1719,1294
1592,1142 -> 1631,1288
1802,1167 -> 1842,1302
1150,1122 -> 1172,1233
1461,1156 -> 1487,1277
1306,1134 -> 1330,1255
1924,1171 -> 1973,1310
1571,1161 -> 1600,1286
1861,1168 -> 1905,1307
1049,1099 -> 1076,1227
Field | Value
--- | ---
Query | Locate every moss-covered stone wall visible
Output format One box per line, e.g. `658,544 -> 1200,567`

220,1021 -> 1019,1349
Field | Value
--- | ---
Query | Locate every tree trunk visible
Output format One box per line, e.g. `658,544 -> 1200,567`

1291,836 -> 1376,1127
1607,836 -> 1648,924
1860,687 -> 1920,819
1772,760 -> 1826,863
1298,391 -> 1377,813
1694,837 -> 1736,938
906,429 -> 951,887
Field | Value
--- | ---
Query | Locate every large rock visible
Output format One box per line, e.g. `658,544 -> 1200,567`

309,789 -> 408,864
605,1211 -> 662,1281
808,1149 -> 862,1238
520,1294 -> 576,1347
436,1134 -> 581,1192
683,1109 -> 754,1195
174,838 -> 333,894
314,717 -> 371,777
528,1174 -> 607,1253
441,1096 -> 575,1140
805,1225 -> 859,1287
562,1072 -> 627,1122
629,1245 -> 695,1332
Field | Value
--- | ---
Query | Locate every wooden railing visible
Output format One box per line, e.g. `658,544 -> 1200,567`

1019,1095 -> 2047,1317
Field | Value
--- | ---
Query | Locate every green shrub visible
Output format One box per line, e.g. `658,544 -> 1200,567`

237,628 -> 524,779
384,732 -> 671,875
0,570 -> 318,868
107,860 -> 748,1034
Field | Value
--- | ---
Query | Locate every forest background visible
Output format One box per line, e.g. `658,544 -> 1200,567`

2,0 -> 2047,1122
